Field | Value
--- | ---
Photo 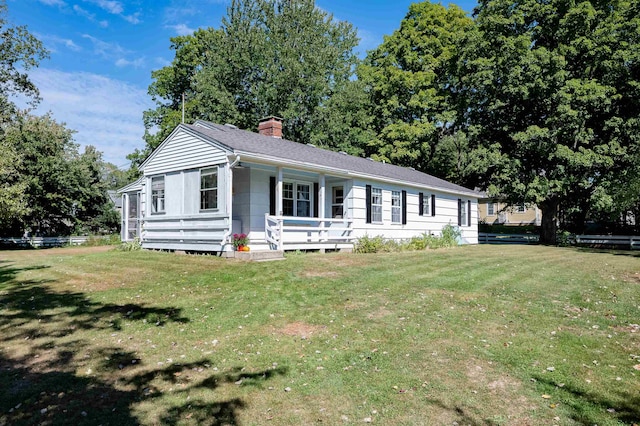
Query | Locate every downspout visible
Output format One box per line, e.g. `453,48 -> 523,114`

221,154 -> 241,251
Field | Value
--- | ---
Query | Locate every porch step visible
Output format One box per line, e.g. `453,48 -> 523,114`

231,250 -> 285,262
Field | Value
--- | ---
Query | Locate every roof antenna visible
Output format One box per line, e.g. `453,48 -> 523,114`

181,93 -> 185,124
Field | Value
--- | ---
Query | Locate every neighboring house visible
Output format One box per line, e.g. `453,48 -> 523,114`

119,117 -> 480,253
478,197 -> 542,226
107,190 -> 123,216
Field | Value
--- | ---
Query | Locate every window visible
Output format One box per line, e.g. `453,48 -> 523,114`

297,184 -> 311,217
332,186 -> 344,218
488,202 -> 495,215
282,181 -> 312,217
422,193 -> 430,216
516,203 -> 526,213
151,176 -> 165,214
283,182 -> 294,216
200,168 -> 218,210
459,199 -> 468,226
391,190 -> 401,223
371,187 -> 382,222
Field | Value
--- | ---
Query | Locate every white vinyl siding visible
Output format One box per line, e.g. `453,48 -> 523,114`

143,128 -> 228,175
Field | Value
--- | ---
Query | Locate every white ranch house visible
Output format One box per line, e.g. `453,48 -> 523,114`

119,117 -> 480,253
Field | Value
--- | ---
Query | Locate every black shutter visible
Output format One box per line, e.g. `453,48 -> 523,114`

366,185 -> 372,224
419,192 -> 424,216
467,200 -> 472,227
431,194 -> 436,216
458,199 -> 462,226
313,182 -> 319,218
401,190 -> 407,225
269,176 -> 276,215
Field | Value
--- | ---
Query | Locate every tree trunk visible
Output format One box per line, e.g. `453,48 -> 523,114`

539,198 -> 560,245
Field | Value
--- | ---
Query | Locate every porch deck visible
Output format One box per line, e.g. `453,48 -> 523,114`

264,214 -> 355,251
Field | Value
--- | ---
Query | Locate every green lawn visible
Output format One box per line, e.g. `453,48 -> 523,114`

0,245 -> 639,425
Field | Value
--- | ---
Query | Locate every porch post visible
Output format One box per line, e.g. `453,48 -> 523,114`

318,174 -> 326,242
122,194 -> 128,241
276,167 -> 283,216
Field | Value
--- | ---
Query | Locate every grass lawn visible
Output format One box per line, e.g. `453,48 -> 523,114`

0,245 -> 639,425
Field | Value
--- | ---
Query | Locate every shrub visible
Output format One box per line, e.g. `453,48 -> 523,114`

115,237 -> 142,251
355,226 -> 461,254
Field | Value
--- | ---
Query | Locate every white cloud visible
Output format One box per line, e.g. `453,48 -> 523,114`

123,12 -> 141,24
37,0 -> 66,6
82,34 -> 127,59
155,57 -> 172,67
74,5 -> 110,27
115,57 -> 145,68
85,0 -> 123,15
82,0 -> 141,24
23,68 -> 154,166
166,23 -> 195,36
36,33 -> 82,53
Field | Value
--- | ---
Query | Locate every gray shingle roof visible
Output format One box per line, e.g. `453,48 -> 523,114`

184,121 -> 478,197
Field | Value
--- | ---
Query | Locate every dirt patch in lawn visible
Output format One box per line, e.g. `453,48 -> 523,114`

300,270 -> 341,278
464,360 -> 536,422
275,322 -> 327,339
367,306 -> 393,319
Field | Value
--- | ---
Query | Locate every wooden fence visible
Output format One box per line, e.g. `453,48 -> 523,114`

479,233 -> 640,250
0,236 -> 91,249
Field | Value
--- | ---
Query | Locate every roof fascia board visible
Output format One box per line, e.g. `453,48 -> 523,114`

230,151 -> 480,198
117,176 -> 144,193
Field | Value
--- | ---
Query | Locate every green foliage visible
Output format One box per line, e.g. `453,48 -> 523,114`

355,226 -> 460,254
556,230 -> 574,248
115,237 -> 141,251
358,2 -> 476,186
82,234 -> 121,247
136,0 -> 363,166
459,0 -> 640,243
1,113 -> 119,236
0,0 -> 48,105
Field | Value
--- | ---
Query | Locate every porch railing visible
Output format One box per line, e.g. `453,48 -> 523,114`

264,214 -> 354,250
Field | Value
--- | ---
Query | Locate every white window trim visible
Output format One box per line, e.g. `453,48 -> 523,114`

282,179 -> 314,217
200,167 -> 219,212
332,185 -> 344,218
150,175 -> 165,215
391,190 -> 402,224
460,200 -> 468,226
371,187 -> 383,223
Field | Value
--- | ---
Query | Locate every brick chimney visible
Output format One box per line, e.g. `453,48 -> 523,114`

258,116 -> 283,138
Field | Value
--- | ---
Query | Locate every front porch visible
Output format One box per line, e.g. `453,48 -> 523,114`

264,214 -> 354,251
231,162 -> 356,252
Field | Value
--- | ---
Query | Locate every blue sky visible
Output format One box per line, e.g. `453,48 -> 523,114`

6,0 -> 477,167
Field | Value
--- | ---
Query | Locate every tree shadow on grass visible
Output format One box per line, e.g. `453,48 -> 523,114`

424,398 -> 499,426
571,246 -> 640,258
531,373 -> 640,424
0,262 -> 288,425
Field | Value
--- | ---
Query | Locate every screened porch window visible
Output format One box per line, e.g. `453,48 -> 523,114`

200,167 -> 218,211
282,181 -> 312,217
151,176 -> 165,214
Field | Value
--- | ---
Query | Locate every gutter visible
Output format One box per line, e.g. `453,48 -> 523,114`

232,151 -> 481,198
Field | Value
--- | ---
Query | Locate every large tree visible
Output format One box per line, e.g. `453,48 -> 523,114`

134,0 -> 362,166
358,2 -> 477,185
461,0 -> 640,243
0,0 -> 48,226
